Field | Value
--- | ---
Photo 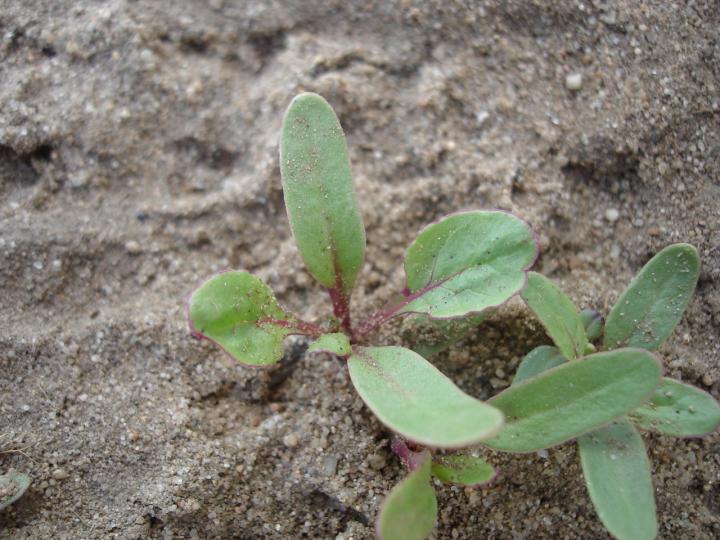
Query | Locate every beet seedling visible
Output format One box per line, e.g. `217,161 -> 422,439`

187,93 -> 539,537
512,244 -> 720,540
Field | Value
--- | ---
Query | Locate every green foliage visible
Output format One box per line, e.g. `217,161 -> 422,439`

188,271 -> 298,366
485,349 -> 661,452
521,272 -> 588,359
307,333 -> 352,356
513,345 -> 565,384
401,211 -> 537,318
348,347 -> 503,447
514,247 -> 718,540
580,308 -> 604,341
578,420 -> 657,540
279,93 -> 366,296
0,471 -> 30,511
188,93 -> 541,539
376,451 -> 437,540
431,455 -> 495,486
604,244 -> 700,351
629,377 -> 720,436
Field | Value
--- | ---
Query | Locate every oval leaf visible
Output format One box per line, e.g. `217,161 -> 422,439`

513,345 -> 567,385
348,346 -> 504,448
630,377 -> 720,437
521,272 -> 588,360
0,472 -> 31,511
431,455 -> 496,486
307,332 -> 352,357
377,451 -> 437,540
579,419 -> 657,540
188,271 -> 297,366
604,244 -> 700,351
399,211 -> 537,319
484,348 -> 662,452
279,93 -> 366,296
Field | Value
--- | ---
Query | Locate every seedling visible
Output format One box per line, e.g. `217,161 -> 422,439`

511,244 -> 720,540
188,93 -> 539,536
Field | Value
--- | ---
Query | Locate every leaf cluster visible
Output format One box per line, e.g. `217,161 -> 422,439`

187,93 -> 719,540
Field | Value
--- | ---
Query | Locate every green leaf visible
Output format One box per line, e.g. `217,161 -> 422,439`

604,244 -> 700,351
348,346 -> 504,448
399,211 -> 537,319
513,345 -> 567,384
580,308 -> 604,342
279,93 -> 366,297
188,271 -> 298,366
0,472 -> 31,511
579,419 -> 657,540
410,313 -> 491,357
431,455 -> 496,486
307,332 -> 352,357
376,451 -> 437,540
484,348 -> 662,452
521,272 -> 588,360
629,377 -> 720,437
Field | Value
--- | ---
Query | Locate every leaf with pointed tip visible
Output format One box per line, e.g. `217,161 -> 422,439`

398,211 -> 537,319
431,455 -> 496,486
521,272 -> 588,360
0,472 -> 31,511
579,419 -> 657,540
484,348 -> 662,452
629,377 -> 720,437
307,332 -> 352,357
604,244 -> 700,351
513,345 -> 567,385
580,308 -> 604,342
348,347 -> 504,448
410,313 -> 491,357
279,93 -> 365,296
377,451 -> 437,540
188,271 -> 299,366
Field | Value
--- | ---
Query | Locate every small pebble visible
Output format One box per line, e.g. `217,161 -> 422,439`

52,468 -> 69,481
565,73 -> 583,91
368,453 -> 387,470
282,433 -> 299,448
702,373 -> 714,386
125,240 -> 141,254
605,208 -> 620,222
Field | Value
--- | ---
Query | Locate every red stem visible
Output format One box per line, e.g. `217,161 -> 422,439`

328,287 -> 353,338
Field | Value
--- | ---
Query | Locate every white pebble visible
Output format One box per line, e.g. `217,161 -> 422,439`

282,433 -> 299,448
605,208 -> 620,222
565,73 -> 583,91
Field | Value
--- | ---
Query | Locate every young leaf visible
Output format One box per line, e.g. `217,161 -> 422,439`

629,377 -> 720,437
188,271 -> 301,366
484,348 -> 662,452
580,308 -> 604,341
604,244 -> 700,351
521,272 -> 588,360
279,93 -> 366,297
0,472 -> 31,511
513,345 -> 567,385
307,332 -> 352,357
579,419 -> 657,540
348,346 -> 504,448
399,211 -> 537,319
376,451 -> 437,540
431,455 -> 496,486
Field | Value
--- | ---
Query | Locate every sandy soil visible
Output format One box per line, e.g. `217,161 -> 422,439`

1,1 -> 718,538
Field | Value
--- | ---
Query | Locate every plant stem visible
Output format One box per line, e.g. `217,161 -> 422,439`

328,287 -> 353,338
